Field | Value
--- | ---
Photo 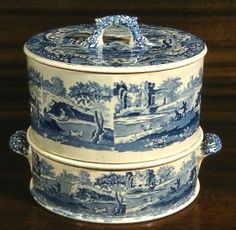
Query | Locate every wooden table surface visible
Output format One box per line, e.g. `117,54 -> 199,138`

0,1 -> 235,229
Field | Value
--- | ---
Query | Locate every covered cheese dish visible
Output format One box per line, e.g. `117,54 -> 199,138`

9,15 -> 222,223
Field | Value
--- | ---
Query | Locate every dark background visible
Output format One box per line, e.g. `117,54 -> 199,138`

0,0 -> 235,229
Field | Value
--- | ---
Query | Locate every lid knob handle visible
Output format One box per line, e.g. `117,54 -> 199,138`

83,15 -> 150,48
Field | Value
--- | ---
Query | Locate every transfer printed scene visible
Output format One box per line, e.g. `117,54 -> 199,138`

29,66 -> 202,152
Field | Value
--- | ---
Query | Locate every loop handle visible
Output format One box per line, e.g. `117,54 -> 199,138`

83,15 -> 150,48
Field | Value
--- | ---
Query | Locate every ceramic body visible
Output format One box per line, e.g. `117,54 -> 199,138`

29,150 -> 199,223
27,57 -> 204,163
9,129 -> 221,223
9,15 -> 222,223
23,15 -> 207,164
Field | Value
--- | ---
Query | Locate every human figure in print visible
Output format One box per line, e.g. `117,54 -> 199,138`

180,101 -> 187,116
175,110 -> 182,120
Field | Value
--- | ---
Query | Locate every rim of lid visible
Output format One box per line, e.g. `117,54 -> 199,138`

24,44 -> 207,73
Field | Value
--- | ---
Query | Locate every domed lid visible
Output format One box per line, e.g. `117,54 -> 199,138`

24,15 -> 206,73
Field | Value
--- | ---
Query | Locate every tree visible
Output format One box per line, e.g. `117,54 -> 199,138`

32,153 -> 55,177
42,79 -> 52,91
56,169 -> 78,194
159,77 -> 183,104
28,67 -> 42,88
69,81 -> 113,144
78,170 -> 92,186
51,77 -> 67,96
91,111 -> 105,143
62,170 -> 93,197
156,166 -> 175,184
40,158 -> 55,177
145,169 -> 156,189
187,69 -> 203,90
32,152 -> 41,176
69,81 -> 112,104
94,173 -> 126,215
131,169 -> 156,189
28,67 -> 43,121
181,155 -> 195,172
30,95 -> 41,128
42,77 -> 66,97
179,155 -> 196,185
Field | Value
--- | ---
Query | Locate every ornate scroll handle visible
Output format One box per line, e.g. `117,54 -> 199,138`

196,133 -> 222,169
201,133 -> 222,157
9,130 -> 29,157
82,15 -> 151,48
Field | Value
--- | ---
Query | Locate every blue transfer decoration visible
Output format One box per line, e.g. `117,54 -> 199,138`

9,130 -> 29,157
28,67 -> 203,152
201,133 -> 222,155
82,15 -> 151,48
31,151 -> 198,221
26,15 -> 205,67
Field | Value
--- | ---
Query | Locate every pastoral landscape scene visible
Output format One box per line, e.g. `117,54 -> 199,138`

28,66 -> 202,151
32,152 -> 197,219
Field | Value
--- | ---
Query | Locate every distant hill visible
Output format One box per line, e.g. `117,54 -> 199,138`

48,101 -> 94,122
73,187 -> 115,202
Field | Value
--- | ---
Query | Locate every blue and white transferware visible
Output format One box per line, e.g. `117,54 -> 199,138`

9,128 -> 221,223
24,15 -> 207,163
9,15 -> 222,223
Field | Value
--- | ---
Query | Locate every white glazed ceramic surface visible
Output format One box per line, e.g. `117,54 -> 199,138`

27,57 -> 204,163
28,126 -> 203,164
28,143 -> 201,223
9,128 -> 222,223
24,15 -> 207,163
9,15 -> 222,223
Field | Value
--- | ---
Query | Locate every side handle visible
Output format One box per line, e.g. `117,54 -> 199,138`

9,130 -> 29,157
201,133 -> 222,157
